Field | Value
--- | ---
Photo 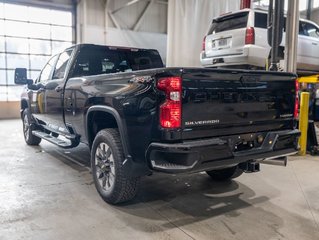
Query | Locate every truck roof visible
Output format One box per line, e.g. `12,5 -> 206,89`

65,43 -> 158,53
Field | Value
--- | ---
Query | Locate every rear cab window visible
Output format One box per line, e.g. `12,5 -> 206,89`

71,46 -> 164,78
208,11 -> 249,34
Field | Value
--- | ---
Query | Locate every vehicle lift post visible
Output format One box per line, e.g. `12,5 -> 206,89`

298,75 -> 319,155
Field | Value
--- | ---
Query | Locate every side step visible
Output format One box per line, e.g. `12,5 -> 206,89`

32,130 -> 78,148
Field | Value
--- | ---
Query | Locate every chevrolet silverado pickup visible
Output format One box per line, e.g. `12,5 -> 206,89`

15,44 -> 300,204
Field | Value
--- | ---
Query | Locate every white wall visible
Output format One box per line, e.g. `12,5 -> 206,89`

167,0 -> 240,67
77,0 -> 168,62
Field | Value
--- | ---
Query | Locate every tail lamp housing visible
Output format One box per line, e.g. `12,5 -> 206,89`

202,36 -> 207,51
245,27 -> 255,45
157,77 -> 182,128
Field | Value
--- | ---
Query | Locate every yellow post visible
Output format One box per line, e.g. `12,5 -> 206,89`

298,92 -> 310,155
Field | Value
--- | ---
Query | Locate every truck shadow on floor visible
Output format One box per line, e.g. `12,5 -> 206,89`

32,143 -> 319,239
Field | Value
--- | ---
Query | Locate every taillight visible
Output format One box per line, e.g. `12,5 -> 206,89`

245,27 -> 255,44
157,77 -> 182,128
202,36 -> 206,51
294,79 -> 299,119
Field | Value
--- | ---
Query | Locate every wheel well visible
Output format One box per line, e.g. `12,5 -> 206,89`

87,111 -> 118,148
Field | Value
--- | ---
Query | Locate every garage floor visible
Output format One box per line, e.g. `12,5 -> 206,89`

0,119 -> 319,240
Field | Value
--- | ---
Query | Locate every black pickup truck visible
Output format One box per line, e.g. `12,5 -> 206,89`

15,44 -> 300,204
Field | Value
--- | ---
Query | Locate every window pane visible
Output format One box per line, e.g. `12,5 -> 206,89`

306,23 -> 319,38
0,3 -> 4,18
52,26 -> 72,41
7,85 -> 23,101
28,23 -> 51,39
6,37 -> 29,54
52,41 -> 72,55
0,69 -> 6,85
39,55 -> 58,81
5,20 -> 30,37
0,37 -> 5,52
315,0 -> 319,8
51,10 -> 72,26
29,39 -> 51,55
7,69 -> 15,85
29,70 -> 40,80
0,20 -> 4,35
0,53 -> 5,68
30,55 -> 49,70
7,54 -> 29,69
53,50 -> 72,79
4,3 -> 28,21
28,7 -> 51,24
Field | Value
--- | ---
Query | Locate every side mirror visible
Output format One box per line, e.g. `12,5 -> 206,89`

14,68 -> 33,85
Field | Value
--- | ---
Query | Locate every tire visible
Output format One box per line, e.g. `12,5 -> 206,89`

206,165 -> 243,181
91,128 -> 140,204
22,109 -> 41,145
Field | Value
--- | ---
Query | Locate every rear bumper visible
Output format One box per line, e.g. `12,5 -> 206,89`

146,129 -> 300,173
200,45 -> 268,68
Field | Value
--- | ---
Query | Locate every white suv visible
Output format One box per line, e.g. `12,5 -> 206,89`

200,8 -> 319,72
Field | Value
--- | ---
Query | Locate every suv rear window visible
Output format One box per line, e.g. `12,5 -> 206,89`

208,12 -> 248,34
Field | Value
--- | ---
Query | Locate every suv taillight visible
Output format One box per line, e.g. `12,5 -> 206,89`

202,36 -> 206,51
294,79 -> 299,119
245,27 -> 255,44
157,77 -> 182,128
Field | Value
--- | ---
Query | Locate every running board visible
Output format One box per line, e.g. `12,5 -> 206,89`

32,130 -> 78,148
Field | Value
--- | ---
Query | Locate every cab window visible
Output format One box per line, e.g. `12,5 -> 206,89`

38,55 -> 58,83
52,50 -> 73,79
304,22 -> 319,38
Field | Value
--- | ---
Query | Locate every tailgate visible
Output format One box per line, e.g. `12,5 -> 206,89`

181,69 -> 297,140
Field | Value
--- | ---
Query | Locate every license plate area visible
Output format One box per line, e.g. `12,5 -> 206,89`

212,37 -> 231,49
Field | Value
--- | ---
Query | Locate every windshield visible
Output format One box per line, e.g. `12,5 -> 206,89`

208,12 -> 249,34
71,46 -> 164,78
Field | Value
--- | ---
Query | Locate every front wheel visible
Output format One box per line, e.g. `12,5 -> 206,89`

22,109 -> 41,145
206,165 -> 243,181
91,128 -> 140,204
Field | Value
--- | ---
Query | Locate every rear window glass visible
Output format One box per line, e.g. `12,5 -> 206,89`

71,46 -> 164,77
255,12 -> 268,28
208,12 -> 248,34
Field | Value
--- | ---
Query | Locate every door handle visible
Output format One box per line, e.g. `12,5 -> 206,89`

312,42 -> 318,45
55,86 -> 63,92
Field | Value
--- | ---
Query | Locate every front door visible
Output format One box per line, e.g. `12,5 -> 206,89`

43,50 -> 73,129
31,55 -> 58,123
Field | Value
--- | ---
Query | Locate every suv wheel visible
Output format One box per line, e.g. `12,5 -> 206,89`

206,165 -> 243,181
91,128 -> 140,204
22,109 -> 41,145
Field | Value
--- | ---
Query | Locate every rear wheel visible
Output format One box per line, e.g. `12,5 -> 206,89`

22,109 -> 41,145
206,165 -> 243,181
91,128 -> 140,204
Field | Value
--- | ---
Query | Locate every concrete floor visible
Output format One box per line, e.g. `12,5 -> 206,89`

0,119 -> 319,240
